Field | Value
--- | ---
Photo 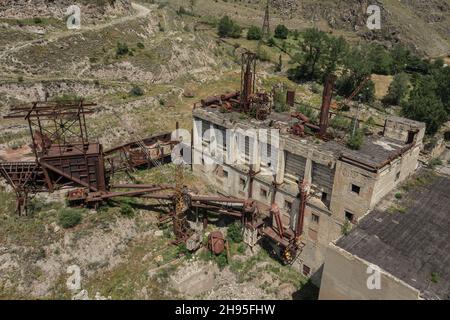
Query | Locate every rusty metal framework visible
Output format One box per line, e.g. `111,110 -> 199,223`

1,100 -> 176,214
262,0 -> 270,38
198,51 -> 272,121
288,74 -> 336,140
0,87 -> 306,264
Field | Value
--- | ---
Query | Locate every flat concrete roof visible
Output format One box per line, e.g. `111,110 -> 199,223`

193,107 -> 413,171
336,171 -> 450,300
323,136 -> 411,170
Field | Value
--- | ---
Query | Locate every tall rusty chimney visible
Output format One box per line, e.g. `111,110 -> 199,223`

319,74 -> 336,138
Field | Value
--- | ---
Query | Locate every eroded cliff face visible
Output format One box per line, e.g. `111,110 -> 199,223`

0,0 -> 132,22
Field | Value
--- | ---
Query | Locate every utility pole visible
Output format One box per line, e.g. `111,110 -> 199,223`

262,0 -> 270,38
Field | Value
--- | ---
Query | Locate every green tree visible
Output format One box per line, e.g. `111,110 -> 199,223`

290,29 -> 348,82
336,76 -> 375,103
401,76 -> 447,134
368,44 -> 394,75
218,16 -> 241,38
383,72 -> 410,105
390,45 -> 411,74
336,45 -> 375,103
432,66 -> 450,114
290,28 -> 330,81
274,24 -> 289,39
323,36 -> 349,75
247,26 -> 262,40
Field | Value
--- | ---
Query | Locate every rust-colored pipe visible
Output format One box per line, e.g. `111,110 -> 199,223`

319,74 -> 336,138
295,181 -> 308,239
270,203 -> 284,239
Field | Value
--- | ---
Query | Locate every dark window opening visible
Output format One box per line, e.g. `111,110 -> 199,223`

260,188 -> 268,198
407,130 -> 417,144
239,177 -> 246,188
223,170 -> 228,178
345,211 -> 355,223
351,184 -> 361,195
396,172 -> 401,181
284,200 -> 292,213
321,192 -> 328,202
312,214 -> 320,223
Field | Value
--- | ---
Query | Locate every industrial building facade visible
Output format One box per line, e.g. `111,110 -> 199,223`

192,106 -> 426,284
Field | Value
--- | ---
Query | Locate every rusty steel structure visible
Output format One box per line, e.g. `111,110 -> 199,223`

261,0 -> 270,38
0,100 -> 177,214
288,74 -> 336,140
319,74 -> 336,138
1,84 -> 306,264
199,51 -> 272,121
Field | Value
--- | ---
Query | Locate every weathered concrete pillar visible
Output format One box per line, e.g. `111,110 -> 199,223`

275,140 -> 285,184
192,119 -> 202,152
304,150 -> 313,184
228,129 -> 238,164
252,133 -> 261,172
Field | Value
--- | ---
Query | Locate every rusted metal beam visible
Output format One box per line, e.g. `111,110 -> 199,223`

39,160 -> 98,192
319,74 -> 336,138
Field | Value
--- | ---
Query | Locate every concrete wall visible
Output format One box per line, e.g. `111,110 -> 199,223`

330,161 -> 377,223
384,116 -> 426,144
371,144 -> 421,207
319,244 -> 421,300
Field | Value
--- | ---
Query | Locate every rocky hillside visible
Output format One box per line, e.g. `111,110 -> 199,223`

272,0 -> 450,57
176,0 -> 449,57
0,0 -> 132,22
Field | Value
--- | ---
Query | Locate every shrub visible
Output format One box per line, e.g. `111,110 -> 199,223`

395,193 -> 403,200
256,46 -> 270,62
227,222 -> 243,243
218,16 -> 241,38
177,6 -> 188,15
116,42 -> 129,56
177,243 -> 192,259
120,203 -> 135,217
347,130 -> 364,150
129,86 -> 144,96
215,251 -> 228,269
58,208 -> 82,229
342,219 -> 352,236
330,115 -> 351,131
237,243 -> 246,254
273,89 -> 289,113
137,42 -> 145,49
33,17 -> 43,24
383,72 -> 410,106
297,103 -> 317,122
267,37 -> 276,47
431,272 -> 439,283
274,24 -> 289,39
247,26 -> 262,40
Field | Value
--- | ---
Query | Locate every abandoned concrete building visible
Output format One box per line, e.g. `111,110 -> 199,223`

319,173 -> 450,300
192,105 -> 426,285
